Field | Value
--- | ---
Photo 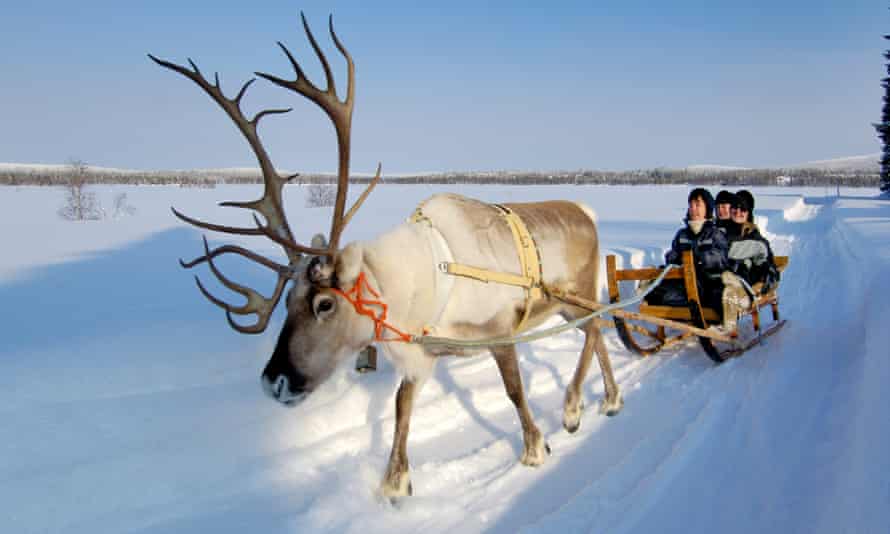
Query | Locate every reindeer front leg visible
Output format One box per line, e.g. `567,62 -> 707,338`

381,378 -> 420,498
492,345 -> 549,466
592,325 -> 624,416
564,322 -> 623,433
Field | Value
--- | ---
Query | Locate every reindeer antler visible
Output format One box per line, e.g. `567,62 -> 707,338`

150,12 -> 380,333
255,13 -> 371,251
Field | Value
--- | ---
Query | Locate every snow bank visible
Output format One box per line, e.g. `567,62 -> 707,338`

783,196 -> 820,222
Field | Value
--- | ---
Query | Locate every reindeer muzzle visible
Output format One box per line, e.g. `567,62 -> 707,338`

261,374 -> 307,406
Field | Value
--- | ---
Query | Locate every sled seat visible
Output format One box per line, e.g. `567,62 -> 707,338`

606,256 -> 788,323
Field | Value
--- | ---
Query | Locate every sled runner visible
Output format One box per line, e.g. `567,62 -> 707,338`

600,250 -> 788,363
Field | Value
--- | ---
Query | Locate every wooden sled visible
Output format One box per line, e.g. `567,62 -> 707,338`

600,250 -> 789,363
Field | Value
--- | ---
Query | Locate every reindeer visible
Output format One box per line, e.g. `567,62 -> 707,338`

150,13 -> 623,499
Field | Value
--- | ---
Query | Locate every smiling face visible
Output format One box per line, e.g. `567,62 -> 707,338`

716,203 -> 732,220
731,205 -> 749,224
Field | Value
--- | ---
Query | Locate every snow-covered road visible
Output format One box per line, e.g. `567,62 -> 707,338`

1,185 -> 887,533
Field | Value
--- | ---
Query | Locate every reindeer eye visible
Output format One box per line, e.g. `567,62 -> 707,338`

312,294 -> 336,319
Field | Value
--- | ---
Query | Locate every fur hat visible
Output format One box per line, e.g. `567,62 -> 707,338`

687,187 -> 715,219
715,190 -> 736,206
735,189 -> 755,222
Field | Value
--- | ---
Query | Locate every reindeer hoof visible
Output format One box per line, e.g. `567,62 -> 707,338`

599,393 -> 624,417
385,482 -> 413,506
520,436 -> 549,467
380,473 -> 413,499
563,401 -> 584,433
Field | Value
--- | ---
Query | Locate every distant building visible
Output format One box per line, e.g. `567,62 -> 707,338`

776,175 -> 792,186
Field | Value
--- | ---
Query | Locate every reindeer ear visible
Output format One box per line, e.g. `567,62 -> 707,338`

335,243 -> 363,288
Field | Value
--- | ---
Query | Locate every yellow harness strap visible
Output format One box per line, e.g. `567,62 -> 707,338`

440,204 -> 543,333
443,263 -> 535,288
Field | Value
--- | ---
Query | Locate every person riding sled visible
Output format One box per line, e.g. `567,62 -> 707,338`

708,189 -> 781,333
646,188 -> 729,315
714,190 -> 736,233
724,190 -> 780,294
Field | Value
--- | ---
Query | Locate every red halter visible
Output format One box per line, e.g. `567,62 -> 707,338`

330,272 -> 414,343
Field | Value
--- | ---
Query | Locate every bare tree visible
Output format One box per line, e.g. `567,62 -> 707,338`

58,159 -> 104,220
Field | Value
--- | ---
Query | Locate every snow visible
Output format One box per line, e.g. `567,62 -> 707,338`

1,183 -> 887,533
783,197 -> 821,222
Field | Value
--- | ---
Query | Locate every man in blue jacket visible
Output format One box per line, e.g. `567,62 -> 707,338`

664,188 -> 729,310
647,188 -> 739,330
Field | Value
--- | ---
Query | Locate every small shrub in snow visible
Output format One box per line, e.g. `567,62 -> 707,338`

305,184 -> 336,208
112,192 -> 137,218
178,179 -> 217,189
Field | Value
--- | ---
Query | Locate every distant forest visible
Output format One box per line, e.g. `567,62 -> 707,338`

0,165 -> 879,187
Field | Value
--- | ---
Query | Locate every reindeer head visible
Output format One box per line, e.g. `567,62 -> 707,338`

150,13 -> 381,405
260,241 -> 376,404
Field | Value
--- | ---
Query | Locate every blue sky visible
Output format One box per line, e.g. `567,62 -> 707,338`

0,1 -> 885,172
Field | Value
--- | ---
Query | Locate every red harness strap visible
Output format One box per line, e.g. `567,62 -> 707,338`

331,272 -> 414,343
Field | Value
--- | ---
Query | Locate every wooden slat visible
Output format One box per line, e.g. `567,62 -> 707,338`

546,288 -> 733,343
606,255 -> 620,303
680,249 -> 703,303
660,331 -> 697,349
615,268 -> 684,281
639,303 -> 721,322
775,256 -> 789,271
610,308 -> 733,342
616,257 -> 788,280
752,306 -> 761,331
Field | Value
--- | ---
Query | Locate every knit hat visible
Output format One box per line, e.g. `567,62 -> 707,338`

687,187 -> 715,219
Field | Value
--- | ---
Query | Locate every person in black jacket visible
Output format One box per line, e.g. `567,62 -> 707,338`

646,188 -> 729,312
714,190 -> 735,234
